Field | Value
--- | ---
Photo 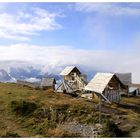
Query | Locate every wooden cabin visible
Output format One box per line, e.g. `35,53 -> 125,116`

84,73 -> 126,104
40,77 -> 56,90
129,86 -> 139,96
17,77 -> 56,90
131,84 -> 140,96
56,66 -> 87,93
115,73 -> 132,96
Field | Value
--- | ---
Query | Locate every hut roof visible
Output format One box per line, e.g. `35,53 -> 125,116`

60,66 -> 81,76
115,73 -> 132,86
84,73 -> 114,94
129,86 -> 139,93
40,77 -> 56,87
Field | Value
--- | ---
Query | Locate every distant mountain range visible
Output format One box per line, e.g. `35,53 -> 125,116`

0,67 -> 61,83
0,69 -> 16,82
0,61 -> 99,83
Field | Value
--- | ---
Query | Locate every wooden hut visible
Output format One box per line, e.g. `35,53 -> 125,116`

129,86 -> 139,96
84,73 -> 126,103
56,66 -> 87,93
131,84 -> 140,96
40,77 -> 56,90
115,73 -> 132,96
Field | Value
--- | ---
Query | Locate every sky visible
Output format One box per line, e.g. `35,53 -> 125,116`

0,3 -> 140,82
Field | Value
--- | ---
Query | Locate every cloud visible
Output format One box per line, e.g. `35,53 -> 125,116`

0,7 -> 62,41
75,3 -> 140,49
0,43 -> 140,83
25,77 -> 41,83
75,3 -> 140,16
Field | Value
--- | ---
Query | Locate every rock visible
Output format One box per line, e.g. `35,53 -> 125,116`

115,121 -> 121,125
60,122 -> 103,137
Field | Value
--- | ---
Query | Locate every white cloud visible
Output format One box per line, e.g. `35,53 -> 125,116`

0,43 -> 140,83
75,3 -> 140,16
25,77 -> 41,83
0,8 -> 61,41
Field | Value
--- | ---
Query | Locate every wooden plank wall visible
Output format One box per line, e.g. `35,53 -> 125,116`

104,89 -> 120,103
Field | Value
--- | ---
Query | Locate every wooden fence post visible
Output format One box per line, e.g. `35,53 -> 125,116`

99,95 -> 102,124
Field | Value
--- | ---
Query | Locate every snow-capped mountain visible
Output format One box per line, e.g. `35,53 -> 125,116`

0,69 -> 16,82
0,67 -> 61,83
9,67 -> 42,80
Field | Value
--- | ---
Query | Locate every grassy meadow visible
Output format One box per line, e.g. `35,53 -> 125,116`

0,82 -> 140,137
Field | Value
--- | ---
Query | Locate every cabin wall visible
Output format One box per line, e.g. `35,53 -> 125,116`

41,85 -> 55,90
103,89 -> 120,103
41,81 -> 56,90
63,71 -> 86,90
103,77 -> 122,103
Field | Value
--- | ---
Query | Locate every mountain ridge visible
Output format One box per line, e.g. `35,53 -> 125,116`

0,67 -> 60,83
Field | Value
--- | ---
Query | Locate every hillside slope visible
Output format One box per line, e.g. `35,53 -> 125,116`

0,83 -> 140,137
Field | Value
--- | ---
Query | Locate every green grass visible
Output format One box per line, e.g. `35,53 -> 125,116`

0,83 -> 99,137
0,82 -> 140,137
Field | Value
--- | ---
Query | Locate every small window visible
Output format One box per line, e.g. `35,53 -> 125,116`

72,77 -> 75,81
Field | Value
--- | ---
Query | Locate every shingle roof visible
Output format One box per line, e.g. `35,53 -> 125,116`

40,77 -> 56,87
115,73 -> 132,86
60,66 -> 80,76
84,73 -> 114,94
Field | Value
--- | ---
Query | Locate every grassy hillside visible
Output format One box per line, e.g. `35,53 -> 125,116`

0,82 -> 140,137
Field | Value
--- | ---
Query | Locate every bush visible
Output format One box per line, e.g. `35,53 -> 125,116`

101,120 -> 124,137
2,132 -> 21,138
84,115 -> 99,124
34,118 -> 57,135
11,100 -> 38,116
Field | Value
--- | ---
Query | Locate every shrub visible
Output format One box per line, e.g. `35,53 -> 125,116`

84,115 -> 99,124
11,100 -> 38,116
34,118 -> 57,135
2,132 -> 21,138
101,120 -> 124,137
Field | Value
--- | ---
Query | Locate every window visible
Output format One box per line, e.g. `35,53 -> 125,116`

72,77 -> 75,81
